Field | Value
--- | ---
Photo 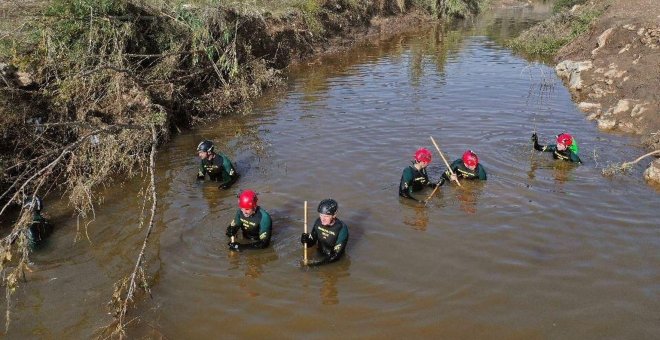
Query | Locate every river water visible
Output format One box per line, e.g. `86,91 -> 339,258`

6,2 -> 660,338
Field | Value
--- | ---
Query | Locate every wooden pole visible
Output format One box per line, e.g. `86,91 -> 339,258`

303,201 -> 308,265
423,180 -> 442,206
430,136 -> 462,187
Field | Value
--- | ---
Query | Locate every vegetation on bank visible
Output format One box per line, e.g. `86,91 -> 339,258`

0,0 -> 487,335
507,0 -> 608,56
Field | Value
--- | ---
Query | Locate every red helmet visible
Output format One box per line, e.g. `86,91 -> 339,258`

556,133 -> 573,146
238,190 -> 258,209
462,150 -> 478,168
414,148 -> 432,163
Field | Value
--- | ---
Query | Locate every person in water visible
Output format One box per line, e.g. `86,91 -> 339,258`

399,147 -> 438,202
440,150 -> 487,185
196,140 -> 239,189
226,190 -> 272,251
532,132 -> 582,163
22,196 -> 53,249
300,199 -> 349,266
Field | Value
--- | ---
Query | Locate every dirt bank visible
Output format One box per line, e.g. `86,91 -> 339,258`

508,0 -> 660,184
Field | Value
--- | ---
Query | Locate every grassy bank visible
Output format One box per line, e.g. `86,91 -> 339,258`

506,0 -> 609,56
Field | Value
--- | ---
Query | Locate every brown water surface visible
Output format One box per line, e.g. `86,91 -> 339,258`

6,2 -> 660,338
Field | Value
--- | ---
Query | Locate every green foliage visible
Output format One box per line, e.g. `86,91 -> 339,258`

552,0 -> 587,13
293,0 -> 324,35
571,9 -> 600,36
411,0 -> 439,16
507,4 -> 603,57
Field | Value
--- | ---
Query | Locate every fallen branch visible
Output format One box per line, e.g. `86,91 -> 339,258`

602,150 -> 660,176
110,124 -> 159,338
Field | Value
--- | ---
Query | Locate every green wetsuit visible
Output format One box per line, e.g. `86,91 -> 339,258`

533,140 -> 582,163
198,153 -> 239,188
399,164 -> 435,201
440,159 -> 487,185
306,218 -> 349,266
230,207 -> 272,250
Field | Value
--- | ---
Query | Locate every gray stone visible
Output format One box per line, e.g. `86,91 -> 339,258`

578,102 -> 601,111
556,60 -> 593,91
612,99 -> 632,115
631,103 -> 648,118
592,27 -> 615,56
643,159 -> 660,184
597,118 -> 617,130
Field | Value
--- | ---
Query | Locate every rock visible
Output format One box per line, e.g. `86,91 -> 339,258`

597,118 -> 617,130
604,67 -> 626,78
16,71 -> 35,87
618,44 -> 631,54
555,60 -> 593,91
618,122 -> 636,133
592,27 -> 615,55
578,102 -> 601,111
623,24 -> 636,31
643,159 -> 660,184
587,110 -> 602,120
631,103 -> 648,118
612,99 -> 631,115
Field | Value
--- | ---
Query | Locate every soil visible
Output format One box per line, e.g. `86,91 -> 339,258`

499,0 -> 660,184
555,0 -> 660,151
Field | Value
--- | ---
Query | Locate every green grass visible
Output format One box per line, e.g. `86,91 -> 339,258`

552,0 -> 588,13
507,4 -> 605,57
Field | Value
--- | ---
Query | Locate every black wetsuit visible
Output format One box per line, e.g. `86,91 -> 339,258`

533,140 -> 582,163
229,207 -> 272,250
27,212 -> 52,249
440,159 -> 487,185
197,153 -> 239,188
305,218 -> 349,266
399,164 -> 435,201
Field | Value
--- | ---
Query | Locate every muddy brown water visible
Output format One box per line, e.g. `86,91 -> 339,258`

6,2 -> 660,338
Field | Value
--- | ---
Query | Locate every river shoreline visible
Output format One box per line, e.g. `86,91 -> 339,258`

505,0 -> 660,185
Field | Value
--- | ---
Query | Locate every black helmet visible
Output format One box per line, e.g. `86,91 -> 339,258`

196,140 -> 215,153
317,199 -> 338,215
23,196 -> 43,212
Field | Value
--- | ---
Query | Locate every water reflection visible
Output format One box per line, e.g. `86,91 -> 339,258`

316,258 -> 351,306
403,205 -> 430,231
456,183 -> 485,214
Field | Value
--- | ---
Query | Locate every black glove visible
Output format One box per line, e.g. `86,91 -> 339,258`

228,241 -> 240,252
531,133 -> 538,144
226,225 -> 239,237
196,174 -> 205,180
300,233 -> 312,245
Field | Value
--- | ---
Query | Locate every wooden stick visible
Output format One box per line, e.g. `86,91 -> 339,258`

303,201 -> 308,265
430,136 -> 462,187
423,180 -> 442,206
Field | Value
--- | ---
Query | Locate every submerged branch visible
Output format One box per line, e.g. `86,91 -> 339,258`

112,124 -> 159,338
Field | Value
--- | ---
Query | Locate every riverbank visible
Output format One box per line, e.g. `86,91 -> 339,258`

0,0 -> 486,211
507,0 -> 660,184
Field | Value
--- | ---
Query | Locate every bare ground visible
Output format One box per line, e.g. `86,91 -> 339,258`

552,0 -> 660,182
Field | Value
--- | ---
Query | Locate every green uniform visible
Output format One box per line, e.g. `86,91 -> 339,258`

229,207 -> 272,250
399,164 -> 435,201
305,218 -> 349,266
534,141 -> 582,163
440,159 -> 487,185
197,153 -> 239,188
